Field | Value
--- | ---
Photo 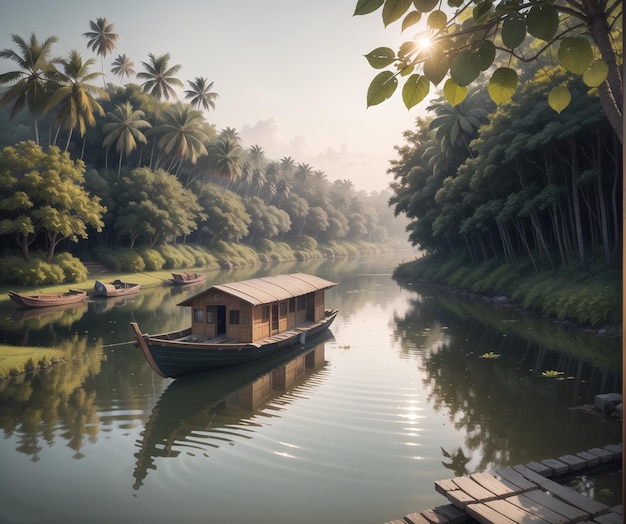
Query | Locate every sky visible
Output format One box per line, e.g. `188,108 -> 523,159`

1,1 -> 432,193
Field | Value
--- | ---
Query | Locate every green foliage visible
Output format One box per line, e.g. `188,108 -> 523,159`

0,254 -> 75,285
177,245 -> 218,268
293,235 -> 318,251
54,253 -> 88,282
357,0 -> 621,139
137,247 -> 166,271
256,239 -> 293,262
0,141 -> 106,261
395,252 -> 620,327
93,247 -> 122,271
158,244 -> 193,269
117,249 -> 145,272
214,241 -> 261,267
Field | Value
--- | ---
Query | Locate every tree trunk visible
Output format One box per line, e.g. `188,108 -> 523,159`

569,139 -> 587,270
589,13 -> 622,143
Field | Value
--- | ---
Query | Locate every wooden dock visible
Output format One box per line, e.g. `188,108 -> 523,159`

386,443 -> 622,524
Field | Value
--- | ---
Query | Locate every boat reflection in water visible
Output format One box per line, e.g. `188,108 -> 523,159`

133,335 -> 331,490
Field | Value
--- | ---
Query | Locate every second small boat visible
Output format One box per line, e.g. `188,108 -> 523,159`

169,272 -> 206,285
94,279 -> 141,298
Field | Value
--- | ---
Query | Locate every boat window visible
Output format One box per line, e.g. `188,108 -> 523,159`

229,310 -> 240,325
289,298 -> 295,313
193,308 -> 203,323
205,306 -> 214,323
262,305 -> 270,322
280,301 -> 287,316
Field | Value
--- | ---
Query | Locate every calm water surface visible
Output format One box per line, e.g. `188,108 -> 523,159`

0,254 -> 621,523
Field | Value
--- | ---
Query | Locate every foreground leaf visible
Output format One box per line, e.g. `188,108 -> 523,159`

382,0 -> 413,26
450,50 -> 481,86
365,47 -> 397,69
402,74 -> 430,109
367,71 -> 398,107
501,13 -> 526,48
583,59 -> 609,87
559,37 -> 593,75
548,85 -> 571,113
527,4 -> 558,41
488,67 -> 518,104
443,78 -> 467,105
354,0 -> 384,16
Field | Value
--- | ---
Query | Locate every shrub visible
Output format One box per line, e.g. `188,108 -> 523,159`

158,244 -> 191,269
55,253 -> 88,283
117,250 -> 145,272
93,247 -> 121,271
138,247 -> 166,271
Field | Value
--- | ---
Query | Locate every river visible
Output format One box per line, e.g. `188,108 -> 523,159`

0,253 -> 621,523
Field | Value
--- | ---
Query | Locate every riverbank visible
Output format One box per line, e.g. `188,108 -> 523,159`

393,252 -> 621,330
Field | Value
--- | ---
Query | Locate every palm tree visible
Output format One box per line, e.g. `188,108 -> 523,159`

426,90 -> 488,167
83,18 -> 119,87
157,102 -> 209,174
294,162 -> 313,191
111,54 -> 135,83
0,33 -> 58,144
184,76 -> 218,112
206,137 -> 247,181
275,178 -> 292,206
137,52 -> 183,166
279,156 -> 296,175
247,144 -> 266,169
102,101 -> 151,180
219,127 -> 240,141
47,49 -> 108,151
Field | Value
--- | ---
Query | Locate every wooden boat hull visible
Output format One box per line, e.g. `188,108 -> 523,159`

169,272 -> 206,285
94,279 -> 140,297
131,309 -> 338,379
8,289 -> 87,308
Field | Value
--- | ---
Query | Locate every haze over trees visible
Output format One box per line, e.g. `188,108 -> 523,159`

0,20 -> 408,267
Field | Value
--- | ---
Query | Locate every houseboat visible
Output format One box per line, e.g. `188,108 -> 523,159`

130,272 -> 338,378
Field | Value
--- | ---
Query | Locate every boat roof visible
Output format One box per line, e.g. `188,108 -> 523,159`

178,273 -> 337,307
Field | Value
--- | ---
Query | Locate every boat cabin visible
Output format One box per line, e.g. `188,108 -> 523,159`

177,273 -> 337,343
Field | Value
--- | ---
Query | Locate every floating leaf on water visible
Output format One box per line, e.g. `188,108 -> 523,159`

479,352 -> 500,359
541,370 -> 564,377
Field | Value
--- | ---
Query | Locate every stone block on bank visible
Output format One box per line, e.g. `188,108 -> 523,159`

594,393 -> 622,412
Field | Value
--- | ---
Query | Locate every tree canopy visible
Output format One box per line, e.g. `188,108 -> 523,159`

355,0 -> 622,142
0,141 -> 106,261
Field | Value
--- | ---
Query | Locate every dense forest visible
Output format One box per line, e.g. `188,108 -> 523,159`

0,24 -> 409,281
388,62 -> 621,273
0,16 -> 621,315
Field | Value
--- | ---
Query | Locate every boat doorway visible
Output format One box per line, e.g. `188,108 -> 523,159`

306,293 -> 315,321
216,305 -> 226,336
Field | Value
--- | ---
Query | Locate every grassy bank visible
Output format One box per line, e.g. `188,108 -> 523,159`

0,240 -> 407,380
394,252 -> 621,328
0,344 -> 67,381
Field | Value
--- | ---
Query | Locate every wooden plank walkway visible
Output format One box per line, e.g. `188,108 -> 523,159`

385,443 -> 622,524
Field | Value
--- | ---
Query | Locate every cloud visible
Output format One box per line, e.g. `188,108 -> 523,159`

238,118 -> 391,193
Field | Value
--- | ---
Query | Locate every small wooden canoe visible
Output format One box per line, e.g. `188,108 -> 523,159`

8,289 -> 87,308
94,279 -> 140,298
169,272 -> 206,285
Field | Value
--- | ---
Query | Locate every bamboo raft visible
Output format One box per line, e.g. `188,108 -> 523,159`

386,443 -> 622,524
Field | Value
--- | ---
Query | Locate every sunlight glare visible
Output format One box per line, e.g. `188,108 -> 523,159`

415,31 -> 432,53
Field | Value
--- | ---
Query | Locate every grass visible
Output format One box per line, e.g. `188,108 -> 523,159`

0,344 -> 67,381
394,252 -> 621,328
